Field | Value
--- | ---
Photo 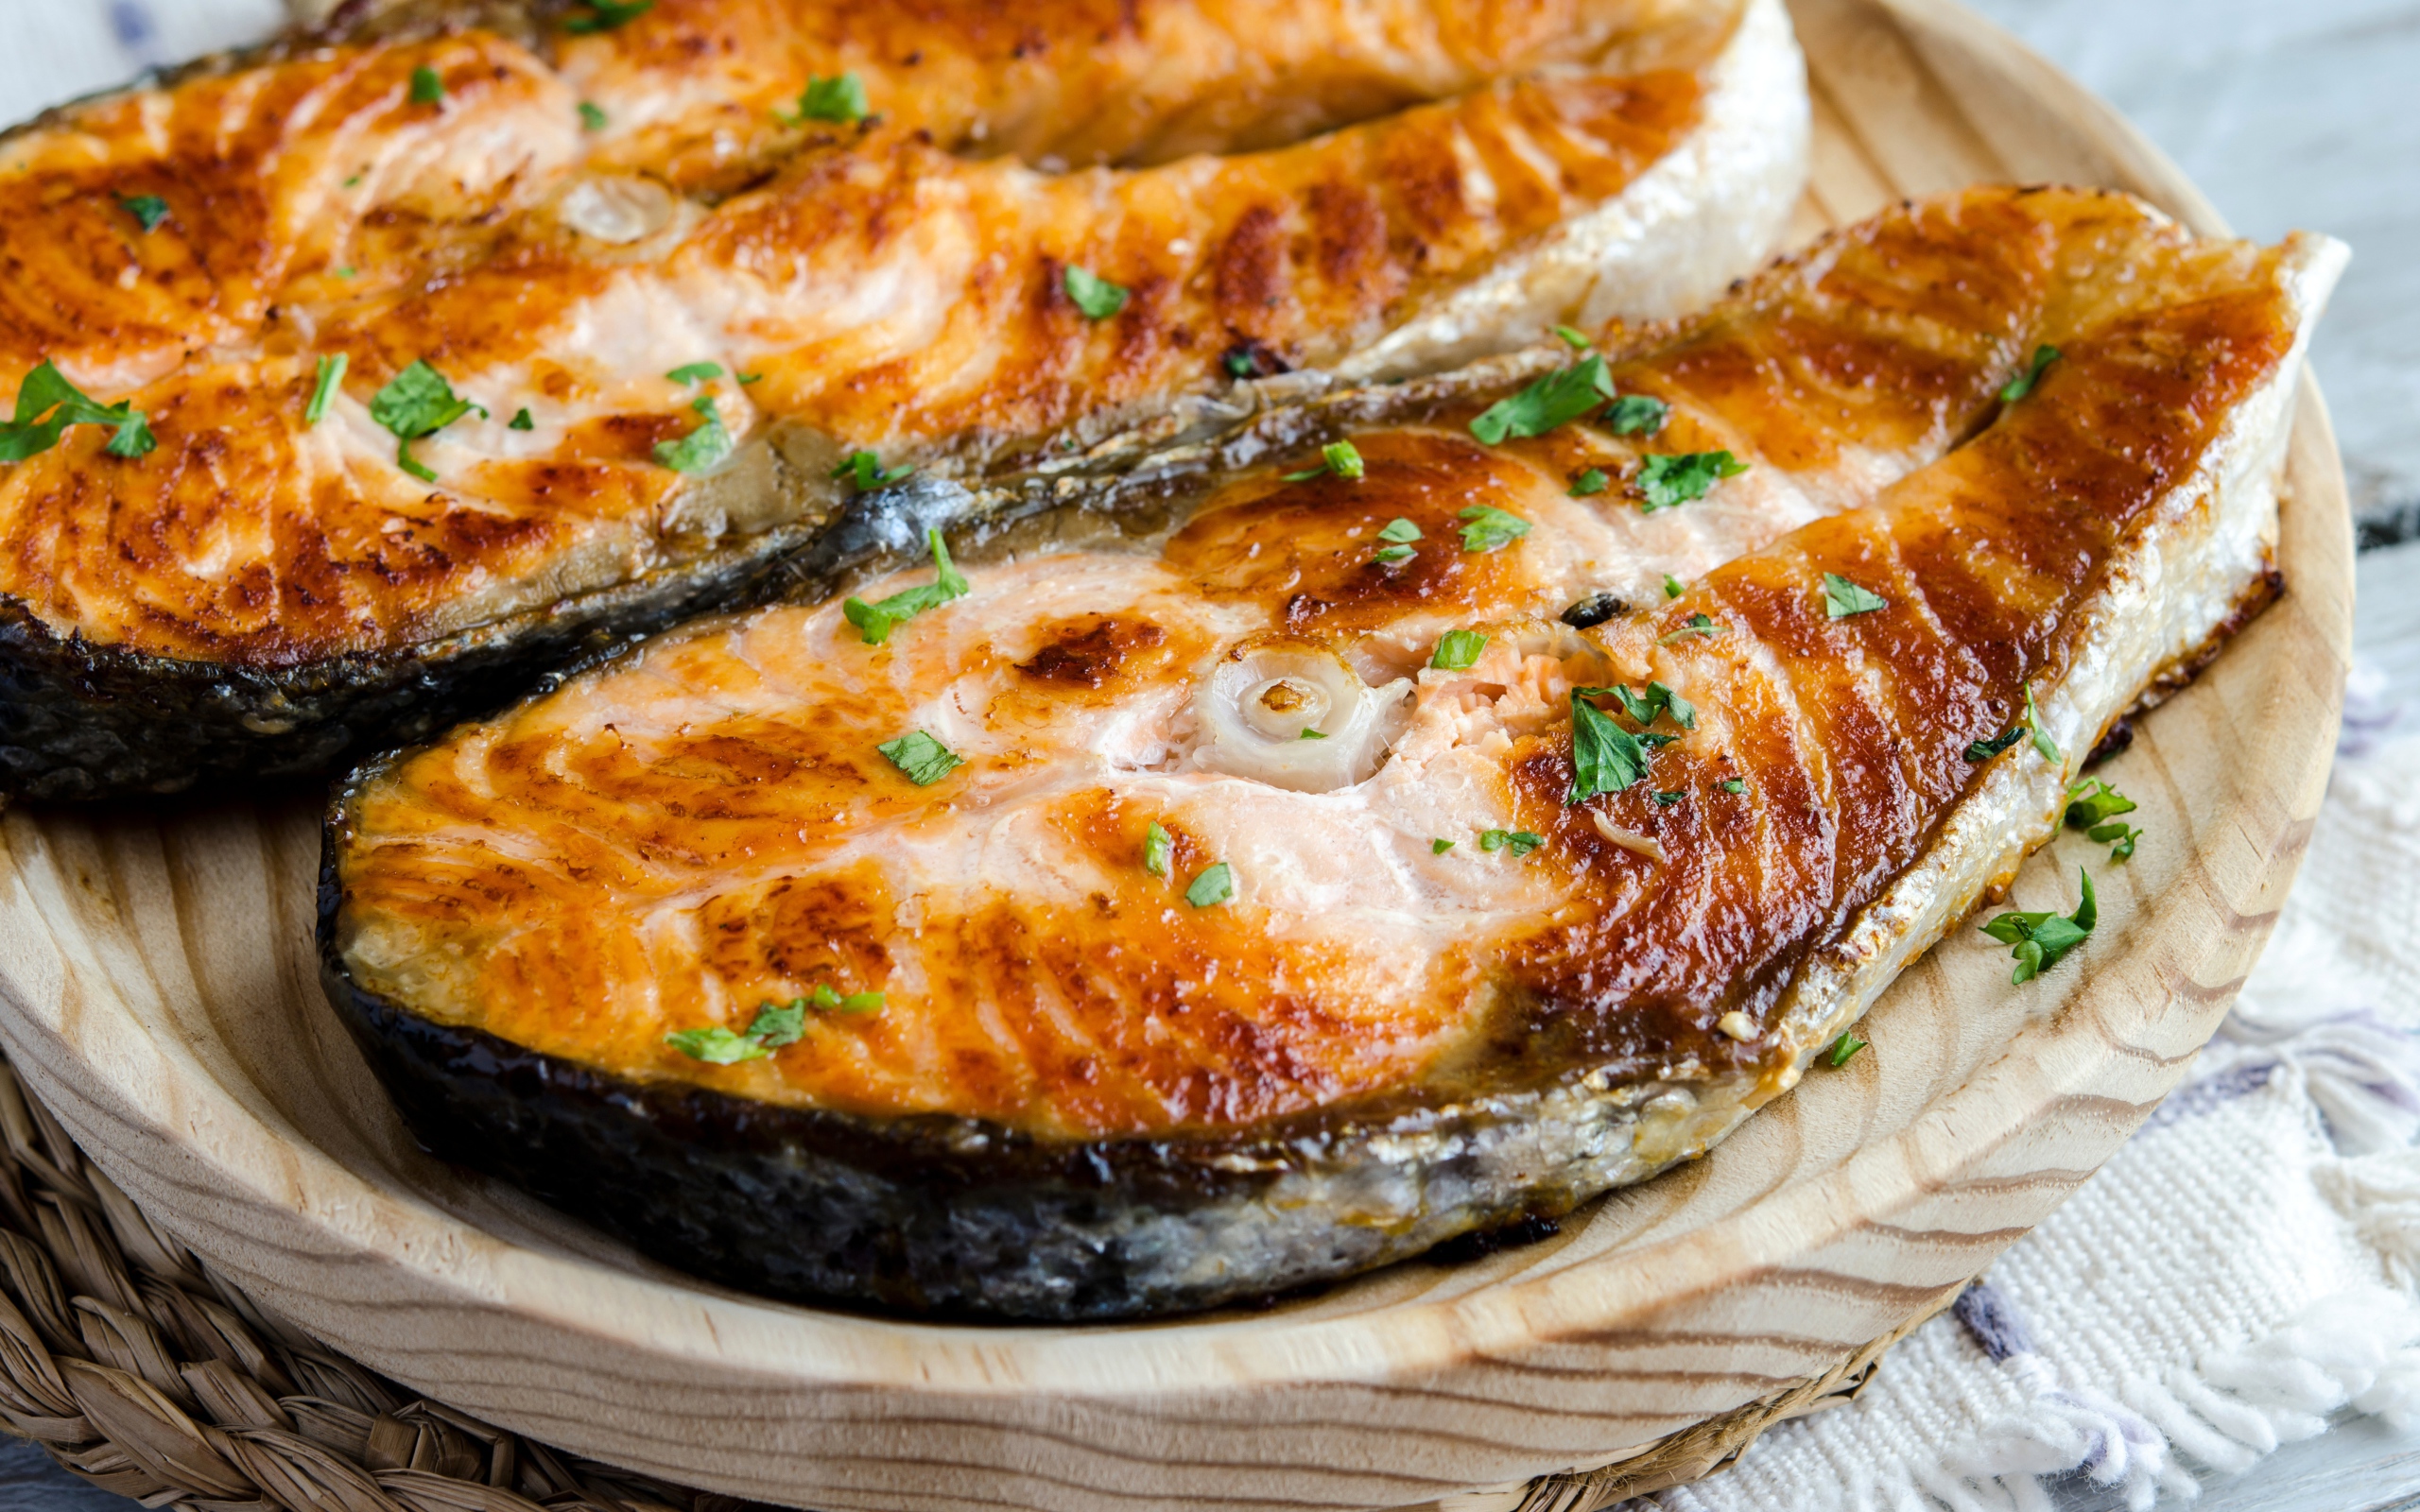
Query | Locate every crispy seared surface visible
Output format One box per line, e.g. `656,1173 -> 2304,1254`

0,0 -> 1742,668
332,188 -> 2305,1141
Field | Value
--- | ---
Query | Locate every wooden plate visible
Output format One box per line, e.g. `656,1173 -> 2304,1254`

0,3 -> 2352,1509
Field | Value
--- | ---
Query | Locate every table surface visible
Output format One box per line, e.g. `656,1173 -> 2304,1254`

0,1 -> 2414,1508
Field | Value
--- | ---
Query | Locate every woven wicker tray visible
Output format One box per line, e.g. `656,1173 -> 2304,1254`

0,2 -> 2355,1510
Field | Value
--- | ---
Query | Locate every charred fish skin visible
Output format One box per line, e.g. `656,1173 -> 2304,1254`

0,0 -> 1802,801
321,189 -> 2345,1322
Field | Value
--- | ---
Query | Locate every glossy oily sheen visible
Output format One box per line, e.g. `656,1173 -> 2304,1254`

323,189 -> 2342,1321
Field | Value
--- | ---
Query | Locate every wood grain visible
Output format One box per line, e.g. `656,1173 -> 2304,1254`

0,4 -> 2353,1511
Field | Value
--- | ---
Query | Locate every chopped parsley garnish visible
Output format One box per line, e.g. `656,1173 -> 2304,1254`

800,984 -> 884,1015
1657,612 -> 1724,645
117,193 -> 167,232
1479,830 -> 1545,856
1373,544 -> 1416,566
1377,517 -> 1421,543
1652,790 -> 1685,806
1298,727 -> 1328,740
1063,265 -> 1129,320
784,72 -> 869,125
408,66 -> 444,105
744,1000 -> 807,1048
1638,450 -> 1747,511
1431,628 -> 1488,671
1285,439 -> 1365,482
1664,574 -> 1685,600
565,0 -> 654,31
737,371 -> 765,385
1224,350 -> 1258,378
1824,1033 -> 1868,1067
304,354 -> 347,426
0,362 -> 155,462
2025,681 -> 2060,763
662,1026 -> 766,1064
1982,868 -> 2097,984
335,266 -> 357,278
1185,862 -> 1236,908
370,359 -> 477,481
878,730 -> 963,786
1469,353 -> 1615,444
1458,504 -> 1531,553
2066,777 -> 2142,861
1566,691 -> 1649,805
1553,324 -> 1593,350
1964,729 -> 2026,763
1570,468 -> 1609,496
653,396 -> 733,473
666,361 -> 723,386
2000,344 -> 2061,404
843,527 -> 968,644
832,450 -> 914,491
1144,822 -> 1172,877
1722,778 -> 1747,794
579,101 -> 608,131
1432,838 -> 1455,854
508,407 -> 534,431
1606,394 -> 1669,436
1370,514 -> 1420,565
1822,572 -> 1888,618
1599,680 -> 1694,730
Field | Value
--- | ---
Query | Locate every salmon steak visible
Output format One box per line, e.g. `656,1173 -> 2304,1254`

0,0 -> 1805,799
320,188 -> 2345,1320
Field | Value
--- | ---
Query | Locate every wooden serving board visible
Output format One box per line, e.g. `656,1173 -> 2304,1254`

0,3 -> 2354,1510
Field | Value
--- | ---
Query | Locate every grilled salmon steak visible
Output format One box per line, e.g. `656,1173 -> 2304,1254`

0,0 -> 1804,799
322,188 -> 2346,1319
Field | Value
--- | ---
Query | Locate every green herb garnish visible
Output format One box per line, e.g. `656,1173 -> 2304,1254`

1657,612 -> 1724,646
1606,393 -> 1669,436
1469,353 -> 1616,444
1144,822 -> 1172,877
878,730 -> 963,786
1432,838 -> 1455,854
117,193 -> 167,232
1064,265 -> 1129,320
1824,1033 -> 1868,1067
370,359 -> 476,481
803,984 -> 885,1015
842,528 -> 968,644
1652,790 -> 1685,806
1982,868 -> 2097,984
0,362 -> 156,462
1822,573 -> 1888,619
2025,681 -> 2060,763
1376,517 -> 1421,543
653,396 -> 733,473
1285,439 -> 1365,482
1298,727 -> 1328,740
1479,830 -> 1545,856
666,362 -> 723,386
1431,628 -> 1488,671
303,354 -> 347,426
832,449 -> 914,491
662,1026 -> 766,1064
2000,344 -> 2060,404
1599,680 -> 1694,730
1553,324 -> 1593,350
1638,450 -> 1748,511
1964,729 -> 2026,763
1566,691 -> 1649,805
1570,468 -> 1609,497
579,101 -> 608,131
1224,350 -> 1258,378
508,407 -> 534,431
1664,574 -> 1685,600
744,1000 -> 808,1048
2066,777 -> 2142,861
408,66 -> 444,105
565,0 -> 654,31
1185,862 -> 1236,908
1458,504 -> 1531,553
1722,778 -> 1746,794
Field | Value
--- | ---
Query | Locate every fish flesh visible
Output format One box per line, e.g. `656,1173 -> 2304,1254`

0,0 -> 1804,798
321,187 -> 2347,1320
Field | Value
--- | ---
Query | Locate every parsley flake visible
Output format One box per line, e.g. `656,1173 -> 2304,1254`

2025,681 -> 2060,763
737,371 -> 765,385
1657,612 -> 1724,645
1652,790 -> 1685,806
1638,450 -> 1747,511
117,193 -> 167,232
2066,778 -> 2142,861
1479,829 -> 1545,856
1185,862 -> 1236,908
0,362 -> 155,462
653,396 -> 733,473
508,407 -> 534,431
1722,778 -> 1747,794
1469,353 -> 1616,444
2000,344 -> 2061,404
565,0 -> 654,31
1964,729 -> 2026,763
1064,265 -> 1129,320
1982,868 -> 2097,984
1432,837 -> 1455,854
804,984 -> 885,1015
1606,393 -> 1669,436
1824,1033 -> 1868,1067
1566,691 -> 1650,805
1373,544 -> 1417,565
663,1026 -> 766,1064
1664,574 -> 1685,600
2091,822 -> 2143,861
1286,439 -> 1365,482
878,729 -> 963,786
1570,467 -> 1609,496
1144,822 -> 1172,877
1458,504 -> 1531,553
1822,573 -> 1888,618
666,361 -> 723,386
1224,350 -> 1259,379
1376,517 -> 1421,544
832,450 -> 914,491
304,353 -> 347,426
843,527 -> 968,644
579,101 -> 608,131
1597,680 -> 1695,730
1431,628 -> 1488,671
370,359 -> 476,481
744,1000 -> 807,1048
1553,324 -> 1593,350
408,66 -> 444,105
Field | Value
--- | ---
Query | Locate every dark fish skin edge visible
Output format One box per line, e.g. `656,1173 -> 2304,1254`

315,850 -> 1595,1324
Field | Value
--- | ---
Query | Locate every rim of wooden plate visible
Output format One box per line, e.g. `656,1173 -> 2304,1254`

0,4 -> 2351,1511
